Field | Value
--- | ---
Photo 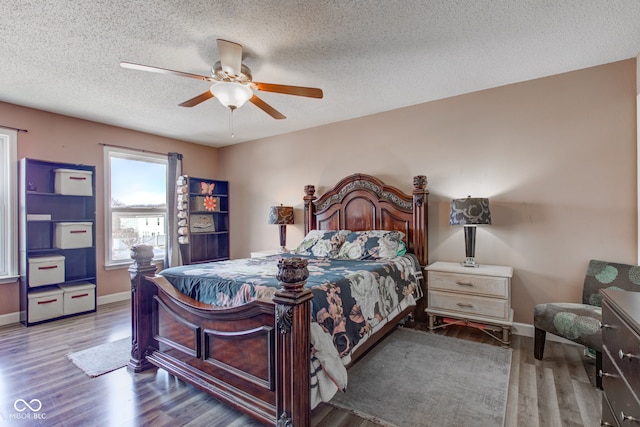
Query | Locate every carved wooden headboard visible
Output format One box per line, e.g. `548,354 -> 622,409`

303,173 -> 429,266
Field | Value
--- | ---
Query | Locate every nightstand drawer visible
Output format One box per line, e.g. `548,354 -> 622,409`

428,290 -> 510,320
428,271 -> 509,299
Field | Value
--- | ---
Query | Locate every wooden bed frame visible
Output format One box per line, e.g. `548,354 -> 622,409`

127,173 -> 428,426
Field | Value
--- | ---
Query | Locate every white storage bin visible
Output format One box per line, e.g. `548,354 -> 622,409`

28,255 -> 65,287
28,288 -> 64,322
55,222 -> 93,249
58,282 -> 96,315
54,168 -> 93,196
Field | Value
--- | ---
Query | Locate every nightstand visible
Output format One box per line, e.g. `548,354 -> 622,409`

425,261 -> 514,346
250,249 -> 281,258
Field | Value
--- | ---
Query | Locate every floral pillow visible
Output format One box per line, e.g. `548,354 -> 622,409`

337,230 -> 407,260
292,230 -> 351,257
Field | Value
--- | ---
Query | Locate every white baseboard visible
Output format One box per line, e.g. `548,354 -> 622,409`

0,292 -> 132,327
512,321 -> 581,346
0,311 -> 20,326
97,291 -> 131,306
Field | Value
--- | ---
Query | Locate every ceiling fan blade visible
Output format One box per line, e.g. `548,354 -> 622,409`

120,62 -> 213,81
249,95 -> 286,120
217,39 -> 243,76
254,82 -> 323,99
179,91 -> 214,107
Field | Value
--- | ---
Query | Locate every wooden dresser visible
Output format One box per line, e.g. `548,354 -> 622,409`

600,289 -> 640,426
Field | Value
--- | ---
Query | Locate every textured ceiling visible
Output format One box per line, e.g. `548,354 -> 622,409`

1,1 -> 640,147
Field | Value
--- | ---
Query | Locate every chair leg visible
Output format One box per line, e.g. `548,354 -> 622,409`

595,350 -> 603,390
534,328 -> 546,360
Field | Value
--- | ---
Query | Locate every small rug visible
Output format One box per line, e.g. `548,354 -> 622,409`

329,328 -> 512,427
67,337 -> 131,377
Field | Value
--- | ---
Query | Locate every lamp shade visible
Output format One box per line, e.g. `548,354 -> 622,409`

209,82 -> 253,109
449,197 -> 492,226
268,205 -> 294,225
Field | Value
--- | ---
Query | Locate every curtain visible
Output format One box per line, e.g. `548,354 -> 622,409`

165,152 -> 183,268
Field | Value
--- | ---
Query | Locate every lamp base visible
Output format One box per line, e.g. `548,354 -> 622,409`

460,257 -> 479,267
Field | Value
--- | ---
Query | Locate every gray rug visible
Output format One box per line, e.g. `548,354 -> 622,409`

67,337 -> 131,377
329,328 -> 512,427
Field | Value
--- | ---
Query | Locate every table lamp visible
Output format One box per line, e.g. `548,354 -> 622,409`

449,196 -> 492,267
268,204 -> 294,252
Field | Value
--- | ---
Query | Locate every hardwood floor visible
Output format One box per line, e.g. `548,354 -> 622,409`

0,300 -> 601,426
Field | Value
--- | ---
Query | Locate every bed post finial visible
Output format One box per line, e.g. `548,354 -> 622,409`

273,258 -> 313,426
303,184 -> 317,234
128,244 -> 158,373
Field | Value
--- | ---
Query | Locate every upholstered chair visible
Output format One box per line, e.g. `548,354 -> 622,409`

533,259 -> 640,389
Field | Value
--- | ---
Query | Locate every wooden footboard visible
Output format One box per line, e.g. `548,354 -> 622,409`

128,245 -> 313,426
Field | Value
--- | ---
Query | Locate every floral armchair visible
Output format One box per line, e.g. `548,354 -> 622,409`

533,259 -> 640,389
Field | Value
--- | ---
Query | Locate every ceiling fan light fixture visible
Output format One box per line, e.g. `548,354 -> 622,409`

210,82 -> 253,110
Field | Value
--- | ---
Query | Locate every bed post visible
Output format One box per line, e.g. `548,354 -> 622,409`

273,258 -> 313,427
303,185 -> 317,234
127,244 -> 158,373
411,175 -> 429,268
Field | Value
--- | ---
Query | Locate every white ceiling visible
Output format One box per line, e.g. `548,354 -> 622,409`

1,1 -> 639,147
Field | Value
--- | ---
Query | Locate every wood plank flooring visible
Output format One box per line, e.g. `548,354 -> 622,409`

0,300 -> 601,426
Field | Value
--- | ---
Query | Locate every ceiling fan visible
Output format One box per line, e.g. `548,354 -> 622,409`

120,39 -> 323,120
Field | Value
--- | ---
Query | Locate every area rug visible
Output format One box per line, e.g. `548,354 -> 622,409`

67,337 -> 131,377
329,328 -> 512,427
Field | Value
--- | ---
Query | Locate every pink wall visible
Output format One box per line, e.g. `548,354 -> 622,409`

217,59 -> 638,324
0,102 -> 219,316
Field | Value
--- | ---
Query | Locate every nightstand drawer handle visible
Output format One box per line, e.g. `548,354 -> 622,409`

619,349 -> 636,360
620,411 -> 639,423
456,281 -> 474,287
600,420 -> 615,426
457,303 -> 474,308
598,321 -> 612,329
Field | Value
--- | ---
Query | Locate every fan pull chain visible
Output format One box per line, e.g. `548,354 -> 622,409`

228,107 -> 236,138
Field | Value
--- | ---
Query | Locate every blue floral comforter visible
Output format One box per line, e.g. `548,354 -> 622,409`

159,253 -> 423,358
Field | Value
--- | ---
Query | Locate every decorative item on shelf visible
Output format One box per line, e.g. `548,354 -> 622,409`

200,181 -> 215,194
268,204 -> 294,253
190,195 -> 220,212
203,196 -> 218,211
449,196 -> 492,267
190,214 -> 215,233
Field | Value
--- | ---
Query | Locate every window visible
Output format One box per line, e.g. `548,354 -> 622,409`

104,147 -> 167,267
0,129 -> 18,283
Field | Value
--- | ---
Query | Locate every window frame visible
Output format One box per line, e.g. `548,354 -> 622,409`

103,146 -> 168,268
0,128 -> 18,284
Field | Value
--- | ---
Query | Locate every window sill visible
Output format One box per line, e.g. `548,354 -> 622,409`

0,275 -> 19,285
104,259 -> 164,271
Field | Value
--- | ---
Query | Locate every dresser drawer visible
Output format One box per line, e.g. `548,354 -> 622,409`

602,348 -> 640,426
428,271 -> 509,298
428,290 -> 510,320
602,300 -> 640,393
